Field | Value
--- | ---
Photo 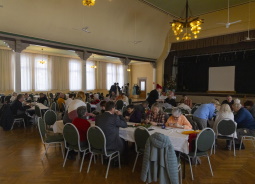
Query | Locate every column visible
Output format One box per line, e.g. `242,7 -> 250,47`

151,62 -> 157,89
75,50 -> 92,92
119,57 -> 131,84
4,40 -> 29,93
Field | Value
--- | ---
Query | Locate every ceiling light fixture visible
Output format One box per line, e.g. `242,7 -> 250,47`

170,0 -> 203,41
82,0 -> 96,7
39,48 -> 46,64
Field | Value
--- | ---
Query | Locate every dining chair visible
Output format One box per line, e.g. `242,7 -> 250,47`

239,135 -> 255,150
63,123 -> 89,172
43,100 -> 48,107
11,118 -> 26,130
35,105 -> 42,118
185,128 -> 215,180
44,110 -> 57,132
50,102 -> 57,112
87,126 -> 121,178
132,127 -> 150,172
216,119 -> 236,156
37,117 -> 64,161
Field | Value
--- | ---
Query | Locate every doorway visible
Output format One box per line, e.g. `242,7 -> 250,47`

138,78 -> 147,99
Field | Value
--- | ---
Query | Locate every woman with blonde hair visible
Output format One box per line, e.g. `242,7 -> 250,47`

145,102 -> 168,126
213,104 -> 235,134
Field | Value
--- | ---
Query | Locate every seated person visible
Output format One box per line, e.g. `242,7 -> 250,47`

72,106 -> 91,147
104,94 -> 110,102
57,93 -> 66,111
123,105 -> 142,123
95,100 -> 107,115
90,94 -> 100,105
95,101 -> 127,153
165,91 -> 177,107
65,94 -> 75,111
37,93 -> 48,105
24,93 -> 32,103
116,93 -> 129,105
222,95 -> 234,109
193,99 -> 219,130
10,92 -> 17,102
145,102 -> 168,126
244,100 -> 255,119
110,91 -> 116,101
213,104 -> 235,136
135,101 -> 149,119
177,103 -> 191,114
10,94 -> 31,125
180,95 -> 193,108
233,101 -> 255,148
165,107 -> 192,129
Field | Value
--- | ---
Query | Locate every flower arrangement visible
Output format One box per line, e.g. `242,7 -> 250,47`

166,77 -> 177,90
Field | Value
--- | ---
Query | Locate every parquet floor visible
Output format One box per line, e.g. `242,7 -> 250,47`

0,126 -> 255,184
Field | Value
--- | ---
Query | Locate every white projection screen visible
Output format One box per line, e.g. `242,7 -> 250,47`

208,66 -> 235,92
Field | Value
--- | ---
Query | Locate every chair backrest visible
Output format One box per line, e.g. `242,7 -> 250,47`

43,100 -> 48,106
86,103 -> 92,113
44,110 -> 57,126
37,117 -> 46,143
50,102 -> 56,111
191,107 -> 198,114
164,108 -> 172,114
49,93 -> 54,99
62,102 -> 66,112
134,127 -> 150,153
115,100 -> 124,110
195,128 -> 215,154
35,105 -> 42,117
217,119 -> 236,136
63,123 -> 81,151
87,126 -> 107,155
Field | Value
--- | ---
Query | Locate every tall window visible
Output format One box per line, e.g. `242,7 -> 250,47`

106,63 -> 124,89
34,55 -> 51,91
86,60 -> 96,90
21,54 -> 32,92
69,59 -> 82,91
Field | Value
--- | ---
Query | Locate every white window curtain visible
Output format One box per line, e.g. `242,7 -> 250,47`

69,59 -> 82,91
20,53 -> 52,92
0,49 -> 15,92
106,63 -> 124,89
86,60 -> 96,90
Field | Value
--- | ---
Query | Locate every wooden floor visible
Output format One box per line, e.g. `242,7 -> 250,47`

0,126 -> 255,184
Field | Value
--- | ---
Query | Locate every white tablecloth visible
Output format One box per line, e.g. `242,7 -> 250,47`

53,120 -> 189,154
27,103 -> 49,110
33,95 -> 40,101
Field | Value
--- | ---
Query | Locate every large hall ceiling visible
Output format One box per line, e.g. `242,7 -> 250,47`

143,0 -> 253,17
0,0 -> 255,60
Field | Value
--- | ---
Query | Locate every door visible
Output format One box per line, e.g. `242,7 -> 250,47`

138,78 -> 147,99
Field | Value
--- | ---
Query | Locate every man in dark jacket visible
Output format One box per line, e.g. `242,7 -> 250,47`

146,84 -> 162,108
95,101 -> 127,152
10,94 -> 31,125
135,101 -> 149,119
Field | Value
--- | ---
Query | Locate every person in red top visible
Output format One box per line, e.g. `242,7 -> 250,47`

72,106 -> 91,147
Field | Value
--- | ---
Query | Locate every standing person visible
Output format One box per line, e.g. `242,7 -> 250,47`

109,83 -> 117,97
222,95 -> 234,108
116,83 -> 121,96
193,99 -> 220,130
146,84 -> 162,108
95,101 -> 127,153
10,94 -> 31,125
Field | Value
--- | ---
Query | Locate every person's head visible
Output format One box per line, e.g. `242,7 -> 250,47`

24,93 -> 28,98
111,91 -> 115,95
12,92 -> 17,96
171,107 -> 182,120
226,95 -> 233,102
234,98 -> 241,104
117,83 -> 119,86
100,100 -> 106,110
59,93 -> 65,98
211,99 -> 220,107
105,101 -> 115,113
77,91 -> 86,102
77,106 -> 87,118
156,84 -> 162,92
232,102 -> 242,112
151,102 -> 163,114
183,95 -> 188,100
142,101 -> 149,108
168,91 -> 175,98
244,100 -> 254,110
68,94 -> 75,99
106,94 -> 110,98
127,105 -> 135,114
17,94 -> 24,102
219,104 -> 232,113
39,93 -> 44,98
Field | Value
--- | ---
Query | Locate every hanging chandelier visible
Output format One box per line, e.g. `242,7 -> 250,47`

82,0 -> 96,7
170,0 -> 203,41
39,48 -> 46,64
